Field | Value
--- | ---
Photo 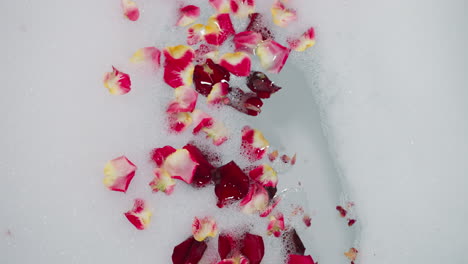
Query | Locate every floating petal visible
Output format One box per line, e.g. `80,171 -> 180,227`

241,126 -> 269,161
256,40 -> 290,73
204,14 -> 235,46
249,164 -> 278,188
271,0 -> 297,27
124,199 -> 151,230
220,52 -> 252,77
164,149 -> 199,184
233,31 -> 262,54
103,156 -> 136,192
122,0 -> 140,21
177,5 -> 201,27
230,0 -> 255,17
167,86 -> 198,113
192,216 -> 218,241
288,27 -> 316,52
149,168 -> 176,194
103,66 -> 132,95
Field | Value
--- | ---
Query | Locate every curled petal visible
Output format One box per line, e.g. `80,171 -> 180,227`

193,59 -> 230,96
103,156 -> 136,193
168,112 -> 193,133
209,0 -> 231,13
220,52 -> 252,77
246,71 -> 281,99
204,14 -> 235,46
187,24 -> 206,45
151,145 -> 177,166
256,40 -> 290,73
288,27 -> 316,51
230,0 -> 255,17
164,149 -> 199,184
164,45 -> 195,88
287,255 -> 316,264
130,47 -> 161,70
124,199 -> 151,230
207,82 -> 230,105
233,31 -> 262,54
267,212 -> 285,237
240,183 -> 269,214
271,0 -> 297,27
149,168 -> 176,194
192,216 -> 218,241
103,66 -> 131,95
241,126 -> 269,161
122,0 -> 140,21
167,86 -> 198,113
249,164 -> 278,188
177,5 -> 201,27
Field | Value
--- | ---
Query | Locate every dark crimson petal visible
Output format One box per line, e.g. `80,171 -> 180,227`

172,237 -> 208,264
241,233 -> 265,264
183,144 -> 215,187
193,59 -> 231,96
227,87 -> 263,116
246,71 -> 282,99
151,146 -> 177,166
287,255 -> 316,264
336,205 -> 347,217
246,13 -> 274,41
218,234 -> 235,260
213,161 -> 250,208
265,186 -> 277,200
282,229 -> 306,256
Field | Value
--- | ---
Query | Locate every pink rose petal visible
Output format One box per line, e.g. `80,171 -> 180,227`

288,27 -> 316,51
192,110 -> 229,146
103,66 -> 131,95
122,0 -> 140,21
256,40 -> 290,73
187,24 -> 206,45
209,0 -> 231,13
267,212 -> 285,237
177,5 -> 201,27
219,52 -> 252,77
192,216 -> 218,241
218,255 -> 250,264
233,31 -> 262,54
130,47 -> 161,70
240,183 -> 269,214
149,168 -> 176,194
103,156 -> 136,193
207,82 -> 230,105
167,86 -> 198,113
230,0 -> 255,17
204,14 -> 235,46
192,109 -> 214,134
303,214 -> 312,227
168,112 -> 193,133
287,255 -> 316,264
164,149 -> 199,184
241,126 -> 270,161
271,0 -> 297,27
164,45 -> 195,88
268,150 -> 279,162
124,199 -> 151,230
249,164 -> 278,188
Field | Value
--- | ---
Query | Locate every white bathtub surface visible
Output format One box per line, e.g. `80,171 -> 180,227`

1,0 -> 467,263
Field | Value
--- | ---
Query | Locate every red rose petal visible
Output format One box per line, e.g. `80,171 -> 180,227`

336,205 -> 347,218
149,168 -> 176,194
303,214 -> 312,227
241,126 -> 270,161
287,255 -> 316,264
249,164 -> 278,187
218,234 -> 236,259
164,149 -> 199,184
267,212 -> 285,237
164,45 -> 195,88
130,47 -> 161,70
124,199 -> 151,230
220,52 -> 252,77
151,146 -> 177,166
348,219 -> 357,227
241,233 -> 264,264
193,59 -> 230,96
213,161 -> 250,208
168,112 -> 193,133
247,71 -> 281,99
192,216 -> 218,241
103,156 -> 136,193
288,27 -> 316,52
183,144 -> 215,187
204,14 -> 235,46
282,229 -> 306,255
228,88 -> 264,116
172,237 -> 208,264
209,0 -> 231,13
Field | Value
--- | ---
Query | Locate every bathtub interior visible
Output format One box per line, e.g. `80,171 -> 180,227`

1,0 -> 468,263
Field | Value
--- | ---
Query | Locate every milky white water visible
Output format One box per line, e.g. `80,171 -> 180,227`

1,0 -> 467,264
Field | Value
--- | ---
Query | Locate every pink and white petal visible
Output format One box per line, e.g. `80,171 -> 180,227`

167,86 -> 198,113
151,145 -> 177,167
249,164 -> 278,187
256,40 -> 290,73
103,66 -> 132,95
241,126 -> 270,161
192,109 -> 214,134
240,183 -> 269,214
130,47 -> 161,70
267,212 -> 285,237
122,0 -> 140,21
124,199 -> 151,230
219,52 -> 251,77
177,5 -> 201,27
230,0 -> 255,17
103,156 -> 136,192
187,24 -> 206,45
164,45 -> 195,67
207,82 -> 230,105
164,149 -> 199,184
204,14 -> 235,46
149,168 -> 176,194
195,45 -> 220,64
202,121 -> 229,146
192,216 -> 218,241
271,1 -> 297,27
260,197 -> 282,217
164,45 -> 195,88
233,31 -> 262,53
168,112 -> 193,133
288,27 -> 316,51
209,0 -> 231,13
